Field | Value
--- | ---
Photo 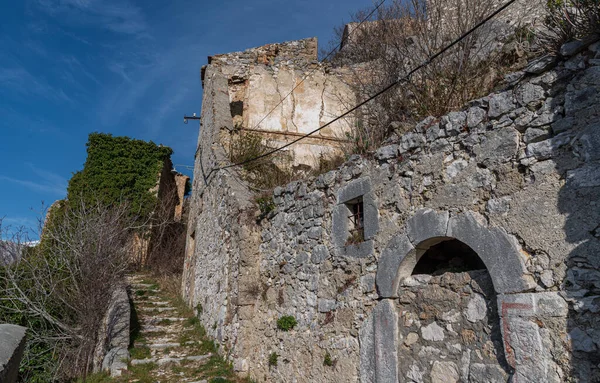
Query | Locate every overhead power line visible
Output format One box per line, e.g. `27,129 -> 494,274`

203,0 -> 518,180
247,0 -> 388,133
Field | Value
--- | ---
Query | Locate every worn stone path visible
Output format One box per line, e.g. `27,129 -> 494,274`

85,274 -> 250,383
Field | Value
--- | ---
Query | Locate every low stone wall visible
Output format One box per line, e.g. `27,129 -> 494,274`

0,324 -> 27,383
93,285 -> 130,377
184,40 -> 600,382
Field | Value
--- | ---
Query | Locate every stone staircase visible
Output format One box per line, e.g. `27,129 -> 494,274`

126,275 -> 218,383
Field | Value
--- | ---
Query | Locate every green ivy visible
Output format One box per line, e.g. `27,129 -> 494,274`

66,133 -> 173,223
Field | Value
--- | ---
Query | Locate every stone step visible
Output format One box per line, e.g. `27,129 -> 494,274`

130,283 -> 156,288
142,317 -> 186,325
141,325 -> 182,333
131,354 -> 211,366
139,306 -> 175,312
145,341 -> 197,350
141,300 -> 170,306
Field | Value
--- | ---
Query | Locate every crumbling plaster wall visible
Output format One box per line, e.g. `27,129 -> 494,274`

204,38 -> 355,168
183,39 -> 600,383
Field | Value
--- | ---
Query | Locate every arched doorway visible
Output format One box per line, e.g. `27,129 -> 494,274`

361,209 -> 562,383
397,238 -> 510,382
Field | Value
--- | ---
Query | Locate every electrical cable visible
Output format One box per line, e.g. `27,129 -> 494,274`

204,0 -> 518,179
247,0 -> 388,133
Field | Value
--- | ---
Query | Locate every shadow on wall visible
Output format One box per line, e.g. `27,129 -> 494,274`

552,58 -> 600,381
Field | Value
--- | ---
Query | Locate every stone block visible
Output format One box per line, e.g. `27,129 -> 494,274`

525,55 -> 558,74
361,274 -> 376,293
376,234 -> 415,298
406,209 -> 449,247
375,145 -> 399,161
574,122 -> 600,162
516,83 -> 545,106
311,245 -> 330,264
363,191 -> 379,240
488,91 -> 515,118
359,310 -> 376,383
431,361 -> 459,383
567,164 -> 600,188
102,347 -> 129,377
318,298 -> 336,313
467,107 -> 486,128
560,35 -> 600,56
497,292 -> 568,318
332,204 -> 349,249
447,211 -> 534,294
373,300 -> 398,383
344,240 -> 374,259
400,132 -> 426,152
421,322 -> 444,341
523,127 -> 551,144
0,324 -> 27,383
337,177 -> 372,203
466,294 -> 487,322
474,127 -> 519,165
525,133 -> 572,160
569,327 -> 597,352
443,111 -> 467,136
468,364 -> 507,383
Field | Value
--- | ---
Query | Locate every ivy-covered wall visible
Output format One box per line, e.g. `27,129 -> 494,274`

66,132 -> 173,222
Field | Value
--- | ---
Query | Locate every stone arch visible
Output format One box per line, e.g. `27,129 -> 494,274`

376,209 -> 535,298
360,209 -> 547,383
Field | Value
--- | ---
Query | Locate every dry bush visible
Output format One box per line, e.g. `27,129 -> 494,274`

227,131 -> 297,190
541,0 -> 600,51
0,201 -> 136,381
330,0 -> 538,152
144,184 -> 187,276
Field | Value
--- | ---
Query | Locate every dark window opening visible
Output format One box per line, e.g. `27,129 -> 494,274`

346,198 -> 364,244
230,100 -> 244,118
412,239 -> 485,275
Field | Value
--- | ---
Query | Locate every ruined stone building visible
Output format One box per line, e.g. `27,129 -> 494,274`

181,8 -> 600,383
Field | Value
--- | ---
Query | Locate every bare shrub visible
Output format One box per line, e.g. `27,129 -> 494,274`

227,130 -> 298,190
144,183 -> 187,276
541,0 -> 600,51
0,200 -> 137,381
330,0 -> 538,151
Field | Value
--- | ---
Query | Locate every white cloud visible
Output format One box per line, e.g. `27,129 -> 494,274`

0,66 -> 75,104
0,164 -> 67,197
36,0 -> 148,37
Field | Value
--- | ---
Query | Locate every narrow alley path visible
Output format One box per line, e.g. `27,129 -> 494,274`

85,274 -> 251,383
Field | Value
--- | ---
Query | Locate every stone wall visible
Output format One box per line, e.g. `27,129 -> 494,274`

0,324 -> 27,383
92,286 -> 131,377
183,38 -> 600,382
201,38 -> 355,168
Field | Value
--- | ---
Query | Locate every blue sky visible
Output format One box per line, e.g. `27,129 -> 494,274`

0,0 -> 368,236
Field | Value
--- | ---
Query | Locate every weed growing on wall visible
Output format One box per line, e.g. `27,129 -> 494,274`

323,352 -> 334,367
255,194 -> 276,220
276,315 -> 298,331
268,352 -> 279,366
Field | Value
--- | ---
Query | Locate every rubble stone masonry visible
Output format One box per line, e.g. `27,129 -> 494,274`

183,37 -> 600,383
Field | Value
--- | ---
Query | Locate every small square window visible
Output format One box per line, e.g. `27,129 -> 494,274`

346,198 -> 364,244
